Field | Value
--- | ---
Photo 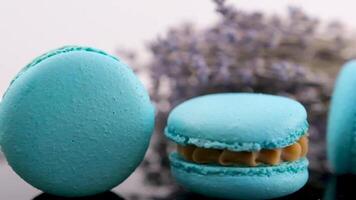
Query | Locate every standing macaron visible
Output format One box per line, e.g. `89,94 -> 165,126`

0,46 -> 155,197
165,93 -> 309,200
327,60 -> 356,174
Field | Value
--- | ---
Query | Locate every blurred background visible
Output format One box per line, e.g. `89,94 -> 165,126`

1,0 -> 356,199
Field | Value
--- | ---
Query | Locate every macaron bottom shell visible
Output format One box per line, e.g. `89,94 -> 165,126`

170,153 -> 308,200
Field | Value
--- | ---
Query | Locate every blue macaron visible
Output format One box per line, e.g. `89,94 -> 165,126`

0,46 -> 155,197
327,60 -> 356,174
165,93 -> 309,200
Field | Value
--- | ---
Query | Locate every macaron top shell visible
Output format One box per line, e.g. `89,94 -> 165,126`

166,93 -> 308,151
0,46 -> 155,197
327,60 -> 356,174
4,46 -> 118,96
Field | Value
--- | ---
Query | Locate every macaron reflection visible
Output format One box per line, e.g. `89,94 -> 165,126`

32,191 -> 124,200
324,175 -> 356,200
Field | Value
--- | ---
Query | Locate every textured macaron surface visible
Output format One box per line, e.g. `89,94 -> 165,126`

0,46 -> 155,197
170,153 -> 308,199
166,93 -> 308,151
327,60 -> 356,174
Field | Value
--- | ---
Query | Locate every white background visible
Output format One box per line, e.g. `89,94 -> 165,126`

0,0 -> 356,95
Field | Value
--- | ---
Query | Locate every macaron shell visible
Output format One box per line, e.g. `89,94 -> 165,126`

0,47 -> 155,196
166,93 -> 308,151
327,60 -> 356,174
170,153 -> 308,200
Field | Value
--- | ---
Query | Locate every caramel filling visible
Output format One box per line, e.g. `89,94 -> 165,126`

177,136 -> 308,166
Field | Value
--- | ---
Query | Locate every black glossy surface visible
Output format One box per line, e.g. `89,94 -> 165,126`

2,172 -> 356,200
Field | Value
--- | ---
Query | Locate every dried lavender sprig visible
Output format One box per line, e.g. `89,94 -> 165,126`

125,0 -> 356,187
